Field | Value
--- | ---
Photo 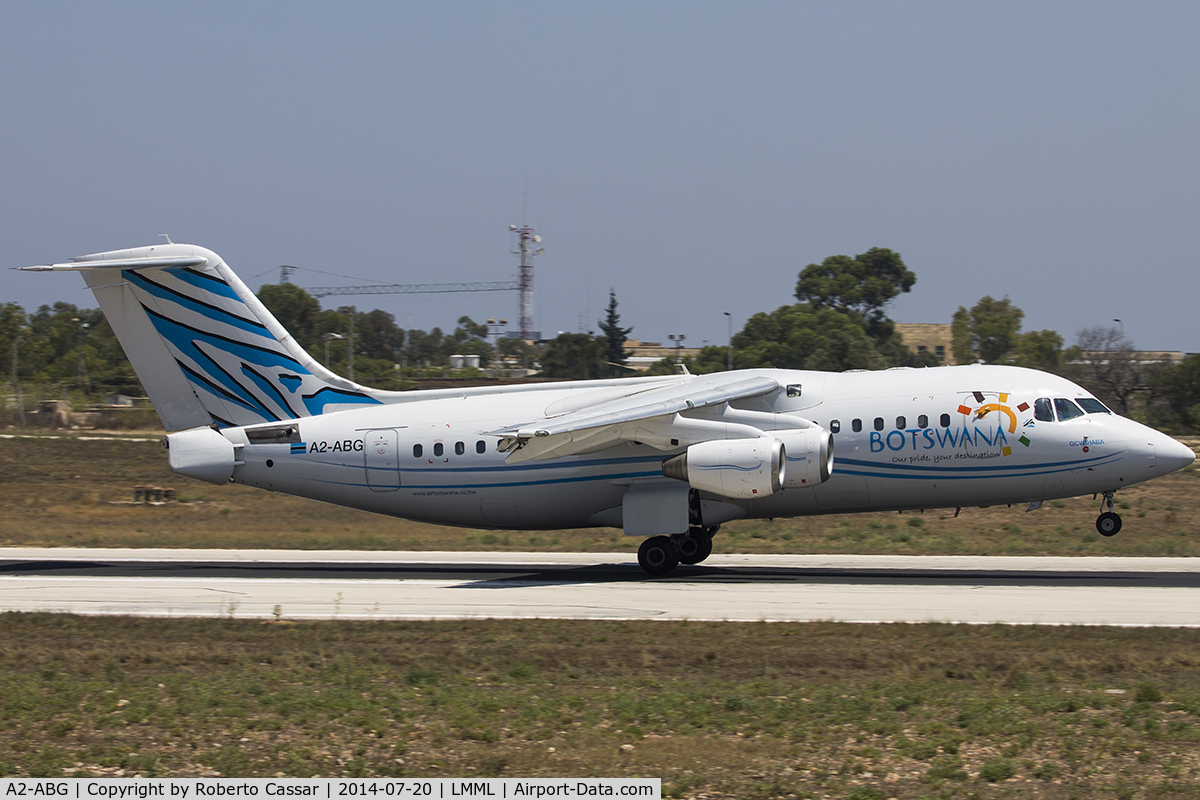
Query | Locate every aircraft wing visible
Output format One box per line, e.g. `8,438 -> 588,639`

491,374 -> 782,462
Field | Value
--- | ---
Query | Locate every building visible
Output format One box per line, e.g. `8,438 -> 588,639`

894,323 -> 955,365
624,339 -> 702,371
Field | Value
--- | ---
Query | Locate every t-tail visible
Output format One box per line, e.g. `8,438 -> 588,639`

19,244 -> 389,432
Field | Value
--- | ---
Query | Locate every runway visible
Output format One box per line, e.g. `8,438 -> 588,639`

2,548 -> 1199,626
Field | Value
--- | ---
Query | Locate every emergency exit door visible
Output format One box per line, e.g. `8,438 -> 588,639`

365,429 -> 401,491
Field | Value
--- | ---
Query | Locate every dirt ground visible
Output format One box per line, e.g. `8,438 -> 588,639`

1,432 -> 1196,556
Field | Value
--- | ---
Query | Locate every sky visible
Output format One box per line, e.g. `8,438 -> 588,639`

2,1 -> 1198,352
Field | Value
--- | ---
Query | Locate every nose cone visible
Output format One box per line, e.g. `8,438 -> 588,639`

1157,435 -> 1196,477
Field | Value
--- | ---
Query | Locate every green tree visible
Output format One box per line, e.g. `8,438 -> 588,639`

498,337 -> 536,369
732,305 -> 886,372
355,309 -> 405,361
1148,354 -> 1200,432
0,303 -> 29,381
405,327 -> 446,367
598,290 -> 633,374
257,283 -> 323,352
951,296 -> 1025,364
795,248 -> 916,329
1010,329 -> 1065,371
538,333 -> 608,380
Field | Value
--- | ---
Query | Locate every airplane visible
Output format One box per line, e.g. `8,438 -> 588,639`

20,243 -> 1196,575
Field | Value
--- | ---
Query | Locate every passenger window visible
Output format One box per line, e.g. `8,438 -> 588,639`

1054,398 -> 1084,421
830,420 -> 841,433
918,414 -> 928,428
476,440 -> 486,454
1034,398 -> 1054,422
896,416 -> 906,430
874,417 -> 884,432
1077,398 -> 1112,414
433,442 -> 444,457
852,419 -> 862,433
939,413 -> 950,428
413,444 -> 423,458
455,441 -> 465,456
786,384 -> 802,398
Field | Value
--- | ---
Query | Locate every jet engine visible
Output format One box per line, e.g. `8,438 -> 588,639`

165,426 -> 237,485
775,427 -> 834,488
661,436 -> 784,499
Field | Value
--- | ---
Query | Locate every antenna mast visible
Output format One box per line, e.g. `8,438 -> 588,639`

510,223 -> 543,340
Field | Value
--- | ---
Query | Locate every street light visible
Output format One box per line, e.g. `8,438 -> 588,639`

668,334 -> 686,364
723,312 -> 733,371
322,332 -> 344,370
71,317 -> 90,392
1113,318 -> 1124,338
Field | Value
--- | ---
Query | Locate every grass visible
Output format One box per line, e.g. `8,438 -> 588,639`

2,434 -> 1199,556
2,614 -> 1200,797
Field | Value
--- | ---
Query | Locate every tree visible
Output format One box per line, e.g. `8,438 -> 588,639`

951,296 -> 1025,364
498,336 -> 536,370
795,247 -> 916,329
732,304 -> 886,372
354,309 -> 405,361
0,302 -> 28,381
538,333 -> 608,380
1148,354 -> 1200,432
1066,326 -> 1149,416
598,290 -> 633,373
257,283 -> 323,352
1010,329 -> 1065,371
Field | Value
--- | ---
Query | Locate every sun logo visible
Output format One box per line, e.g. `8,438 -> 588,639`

955,391 -> 1032,457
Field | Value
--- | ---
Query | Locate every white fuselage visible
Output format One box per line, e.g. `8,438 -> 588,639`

220,365 -> 1189,532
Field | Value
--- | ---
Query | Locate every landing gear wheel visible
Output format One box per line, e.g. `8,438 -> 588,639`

677,527 -> 713,565
637,535 -> 680,576
1096,512 -> 1122,537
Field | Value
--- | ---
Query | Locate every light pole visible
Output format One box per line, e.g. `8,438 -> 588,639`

723,312 -> 733,371
71,317 -> 90,393
10,338 -> 24,428
668,334 -> 686,364
322,333 -> 344,370
1113,318 -> 1124,338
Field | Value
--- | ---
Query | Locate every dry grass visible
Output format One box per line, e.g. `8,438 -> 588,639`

1,434 -> 1197,556
2,614 -> 1200,798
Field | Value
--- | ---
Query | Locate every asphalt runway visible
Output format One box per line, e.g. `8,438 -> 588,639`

2,548 -> 1199,626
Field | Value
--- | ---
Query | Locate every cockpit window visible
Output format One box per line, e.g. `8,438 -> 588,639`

1077,398 -> 1112,414
1054,398 -> 1085,421
1034,398 -> 1054,422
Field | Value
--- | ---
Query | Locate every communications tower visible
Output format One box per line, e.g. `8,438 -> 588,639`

509,224 -> 543,340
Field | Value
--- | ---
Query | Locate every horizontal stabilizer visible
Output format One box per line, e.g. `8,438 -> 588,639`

17,256 -> 208,272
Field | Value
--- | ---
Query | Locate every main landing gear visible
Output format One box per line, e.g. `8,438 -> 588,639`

637,526 -> 717,576
1096,491 -> 1123,537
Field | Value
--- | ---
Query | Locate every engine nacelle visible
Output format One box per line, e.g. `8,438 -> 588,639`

165,426 -> 236,485
776,427 -> 834,487
661,436 -> 784,500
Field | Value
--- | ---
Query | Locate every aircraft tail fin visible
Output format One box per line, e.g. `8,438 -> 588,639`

20,244 -> 384,431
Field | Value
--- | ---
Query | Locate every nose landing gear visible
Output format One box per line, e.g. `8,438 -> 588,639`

1096,491 -> 1123,537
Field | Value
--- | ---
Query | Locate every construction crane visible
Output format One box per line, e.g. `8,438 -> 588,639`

280,222 -> 543,339
304,281 -> 518,298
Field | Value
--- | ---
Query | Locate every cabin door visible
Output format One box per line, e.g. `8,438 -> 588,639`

365,429 -> 401,491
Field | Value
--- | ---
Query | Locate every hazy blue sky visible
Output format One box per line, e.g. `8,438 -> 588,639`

3,2 -> 1198,352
